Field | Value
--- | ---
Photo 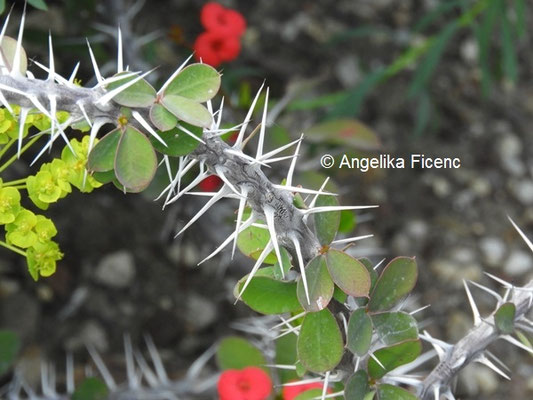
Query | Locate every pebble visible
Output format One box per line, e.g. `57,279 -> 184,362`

94,251 -> 136,288
335,55 -> 361,88
504,249 -> 532,276
479,237 -> 506,267
185,294 -> 218,331
510,179 -> 533,205
459,364 -> 498,396
497,134 -> 525,176
431,258 -> 482,287
460,38 -> 478,64
65,320 -> 109,352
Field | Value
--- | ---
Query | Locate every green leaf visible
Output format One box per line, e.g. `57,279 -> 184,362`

0,330 -> 20,375
87,129 -> 120,172
297,309 -> 343,373
106,72 -> 156,107
273,247 -> 292,280
494,302 -> 516,334
114,126 -> 157,192
236,276 -> 302,315
371,312 -> 418,345
0,0 -> 5,14
501,8 -> 518,84
376,384 -> 417,400
346,309 -> 372,356
164,63 -> 221,101
149,123 -> 202,157
306,119 -> 381,151
150,103 -> 178,131
92,170 -> 116,185
0,36 -> 27,75
72,377 -> 108,400
297,255 -> 334,312
237,213 -> 278,264
339,210 -> 356,233
368,340 -> 421,379
367,257 -> 418,312
344,370 -> 370,400
161,94 -> 212,128
358,258 -> 378,291
326,249 -> 371,297
216,337 -> 268,373
28,0 -> 48,11
314,195 -> 340,245
275,333 -> 298,383
333,285 -> 347,304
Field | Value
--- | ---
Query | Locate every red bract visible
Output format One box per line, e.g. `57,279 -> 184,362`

199,175 -> 223,192
218,367 -> 272,400
282,381 -> 332,400
194,31 -> 241,67
201,2 -> 246,37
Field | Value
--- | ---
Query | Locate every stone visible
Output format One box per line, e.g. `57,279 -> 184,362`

479,237 -> 506,268
94,251 -> 135,288
504,249 -> 532,276
510,179 -> 533,205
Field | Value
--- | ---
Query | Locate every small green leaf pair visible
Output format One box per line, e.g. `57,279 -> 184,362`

345,370 -> 417,400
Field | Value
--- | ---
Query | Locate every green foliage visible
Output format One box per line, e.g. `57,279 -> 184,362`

344,370 -> 370,400
347,309 -> 373,356
297,309 -> 343,373
297,255 -> 334,312
368,340 -> 422,379
326,249 -> 371,297
495,302 -> 516,334
314,195 -> 340,246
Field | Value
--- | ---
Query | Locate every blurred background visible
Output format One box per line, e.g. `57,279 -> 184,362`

0,0 -> 532,398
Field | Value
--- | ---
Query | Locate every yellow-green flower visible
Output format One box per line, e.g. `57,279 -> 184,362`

61,136 -> 103,192
27,170 -> 62,203
34,215 -> 58,243
6,209 -> 37,248
0,187 -> 21,224
26,241 -> 63,281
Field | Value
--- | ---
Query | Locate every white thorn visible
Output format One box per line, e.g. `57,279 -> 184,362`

216,97 -> 225,129
198,216 -> 256,266
282,377 -> 325,387
307,177 -> 330,211
463,280 -> 481,325
86,344 -> 117,390
33,60 -> 70,85
77,101 -> 93,127
259,136 -> 303,161
234,83 -> 264,148
501,334 -> 533,354
274,184 -> 337,196
17,108 -> 29,158
215,166 -> 242,197
409,304 -> 430,315
48,94 -> 57,145
263,154 -> 297,164
270,311 -> 307,330
87,118 -> 106,156
174,186 -> 228,237
256,87 -> 269,159
47,32 -> 55,81
164,169 -> 208,207
123,334 -> 139,388
158,53 -> 194,95
176,122 -> 206,144
224,148 -> 270,167
369,353 -> 386,370
86,39 -> 103,84
286,133 -> 303,187
484,272 -> 513,288
117,26 -> 124,73
232,187 -> 249,259
144,335 -> 169,384
304,205 -> 379,215
66,353 -> 74,394
468,280 -> 503,303
433,385 -> 440,400
475,354 -> 511,380
11,2 -> 26,77
68,62 -> 80,84
291,233 -> 310,305
508,216 -> 533,253
235,241 -> 274,303
155,157 -> 196,201
97,68 -> 155,105
321,371 -> 330,400
264,205 -> 285,278
132,110 -> 167,147
331,234 -> 374,245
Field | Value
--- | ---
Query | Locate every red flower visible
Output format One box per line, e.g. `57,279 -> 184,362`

218,367 -> 272,400
201,2 -> 246,37
194,31 -> 241,67
282,381 -> 332,400
199,175 -> 223,192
